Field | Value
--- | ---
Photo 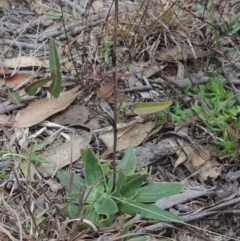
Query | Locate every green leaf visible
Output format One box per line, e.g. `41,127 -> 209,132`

108,171 -> 128,195
133,101 -> 172,115
94,194 -> 118,216
31,136 -> 55,152
22,154 -> 49,164
57,170 -> 85,193
81,149 -> 105,192
49,38 -> 61,98
8,92 -> 20,105
82,205 -> 101,228
72,7 -> 78,20
43,12 -> 61,20
119,174 -> 149,199
117,146 -> 136,176
25,78 -> 50,96
94,194 -> 116,227
227,13 -> 240,29
134,183 -> 184,203
66,203 -> 78,218
118,200 -> 183,223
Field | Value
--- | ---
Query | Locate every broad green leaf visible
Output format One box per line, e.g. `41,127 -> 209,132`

117,146 -> 136,176
133,102 -> 172,115
98,214 -> 114,227
94,194 -> 118,216
94,195 -> 116,227
81,149 -> 105,192
108,171 -> 128,195
102,162 -> 111,176
134,183 -> 184,203
81,205 -> 101,228
65,189 -> 97,204
66,203 -> 78,218
57,170 -> 85,193
49,38 -> 61,98
25,78 -> 50,96
119,174 -> 149,199
118,200 -> 183,223
8,92 -> 20,105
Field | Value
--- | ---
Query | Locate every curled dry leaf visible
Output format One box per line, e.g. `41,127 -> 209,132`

97,68 -> 127,99
12,86 -> 81,129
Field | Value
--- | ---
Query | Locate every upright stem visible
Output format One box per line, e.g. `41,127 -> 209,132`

111,0 -> 118,192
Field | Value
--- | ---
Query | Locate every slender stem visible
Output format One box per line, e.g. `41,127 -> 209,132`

111,0 -> 118,192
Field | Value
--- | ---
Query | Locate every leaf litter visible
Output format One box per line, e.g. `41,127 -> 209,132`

0,0 -> 240,240
12,85 -> 81,129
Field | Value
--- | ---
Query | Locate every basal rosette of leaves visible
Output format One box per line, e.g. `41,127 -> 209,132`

57,146 -> 184,228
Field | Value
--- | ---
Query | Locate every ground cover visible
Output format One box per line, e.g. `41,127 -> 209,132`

1,0 -> 240,240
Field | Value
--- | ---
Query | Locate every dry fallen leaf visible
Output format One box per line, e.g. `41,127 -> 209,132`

0,0 -> 9,9
38,133 -> 92,177
5,73 -> 32,87
170,138 -> 220,180
0,114 -> 11,126
97,68 -> 127,99
2,56 -> 49,68
12,86 -> 81,129
0,67 -> 10,76
154,47 -> 212,61
100,121 -> 156,157
0,79 -> 5,87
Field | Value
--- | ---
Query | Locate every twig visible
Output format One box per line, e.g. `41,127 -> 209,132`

60,0 -> 85,13
120,86 -> 152,93
0,39 -> 48,50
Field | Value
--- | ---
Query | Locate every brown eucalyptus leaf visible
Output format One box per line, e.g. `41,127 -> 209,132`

97,68 -> 127,99
12,86 -> 81,129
